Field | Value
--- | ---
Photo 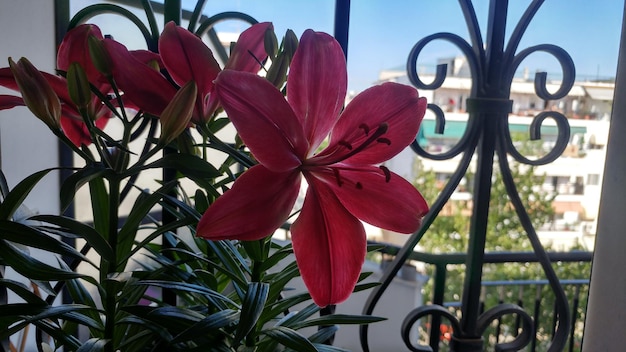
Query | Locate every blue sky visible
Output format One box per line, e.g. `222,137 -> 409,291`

77,1 -> 624,93
189,1 -> 624,92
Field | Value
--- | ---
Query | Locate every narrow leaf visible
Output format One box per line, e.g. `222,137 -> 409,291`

60,166 -> 109,212
76,338 -> 109,352
0,240 -> 83,280
31,214 -> 114,262
262,326 -> 317,352
0,169 -> 52,220
0,220 -> 92,264
234,282 -> 270,345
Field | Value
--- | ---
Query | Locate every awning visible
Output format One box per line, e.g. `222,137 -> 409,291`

585,87 -> 614,101
417,118 -> 587,145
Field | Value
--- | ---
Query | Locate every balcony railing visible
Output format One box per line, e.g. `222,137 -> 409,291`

371,242 -> 592,352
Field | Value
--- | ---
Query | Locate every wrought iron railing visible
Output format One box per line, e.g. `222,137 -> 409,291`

371,243 -> 592,351
361,1 -> 581,351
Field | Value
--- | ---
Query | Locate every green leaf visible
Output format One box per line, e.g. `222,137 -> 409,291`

0,220 -> 92,265
117,182 -> 178,264
0,168 -> 53,220
0,278 -> 46,305
0,169 -> 9,199
194,189 -> 209,213
62,310 -> 105,331
208,117 -> 230,133
260,242 -> 294,272
134,280 -> 236,309
233,282 -> 270,346
76,338 -> 109,352
31,214 -> 114,263
241,238 -> 265,263
289,314 -> 386,330
275,303 -> 320,328
32,318 -> 82,349
0,240 -> 83,280
307,325 -> 339,344
171,309 -> 239,343
260,292 -> 312,326
125,153 -> 220,180
266,261 -> 301,303
1,304 -> 95,339
89,175 -> 109,238
353,281 -> 381,293
262,326 -> 318,352
310,344 -> 350,352
60,165 -> 110,212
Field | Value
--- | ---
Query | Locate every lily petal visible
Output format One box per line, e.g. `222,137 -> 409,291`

102,38 -> 177,116
225,22 -> 272,73
291,177 -> 366,307
288,30 -> 347,153
215,70 -> 308,171
312,165 -> 428,233
197,165 -> 301,241
326,83 -> 427,165
159,22 -> 220,104
0,95 -> 24,110
57,24 -> 104,84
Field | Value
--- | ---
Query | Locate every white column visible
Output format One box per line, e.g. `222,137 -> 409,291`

0,0 -> 60,215
582,2 -> 626,350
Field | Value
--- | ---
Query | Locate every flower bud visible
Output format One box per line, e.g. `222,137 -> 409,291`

8,57 -> 61,130
266,51 -> 289,89
264,27 -> 278,60
88,35 -> 113,77
283,29 -> 299,59
159,80 -> 197,144
66,62 -> 92,110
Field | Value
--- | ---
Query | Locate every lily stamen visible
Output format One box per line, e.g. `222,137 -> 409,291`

329,122 -> 389,163
380,165 -> 391,182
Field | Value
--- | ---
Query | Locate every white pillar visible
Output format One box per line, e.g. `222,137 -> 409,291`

582,2 -> 626,350
0,0 -> 60,215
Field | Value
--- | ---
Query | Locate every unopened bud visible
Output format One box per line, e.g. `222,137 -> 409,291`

159,80 -> 197,144
88,35 -> 113,77
266,51 -> 289,89
8,57 -> 61,130
264,27 -> 278,59
66,62 -> 92,110
283,29 -> 299,59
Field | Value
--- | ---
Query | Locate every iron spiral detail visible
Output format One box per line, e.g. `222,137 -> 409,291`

361,1 -> 575,351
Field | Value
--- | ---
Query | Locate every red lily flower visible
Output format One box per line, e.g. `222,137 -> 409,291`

100,21 -> 271,124
159,21 -> 272,123
0,24 -> 111,146
197,30 -> 428,307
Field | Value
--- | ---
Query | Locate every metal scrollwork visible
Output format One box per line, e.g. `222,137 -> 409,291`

362,0 -> 575,351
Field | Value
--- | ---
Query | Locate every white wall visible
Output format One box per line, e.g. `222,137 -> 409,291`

0,0 -> 60,215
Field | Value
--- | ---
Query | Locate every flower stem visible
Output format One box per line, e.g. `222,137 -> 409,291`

103,176 -> 120,352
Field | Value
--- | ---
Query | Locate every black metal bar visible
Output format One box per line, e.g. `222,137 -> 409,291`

430,263 -> 447,352
531,285 -> 542,352
160,0 -> 182,308
333,0 -> 350,59
569,285 -> 581,352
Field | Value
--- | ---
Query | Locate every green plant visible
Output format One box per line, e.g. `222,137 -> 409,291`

0,10 -> 427,351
